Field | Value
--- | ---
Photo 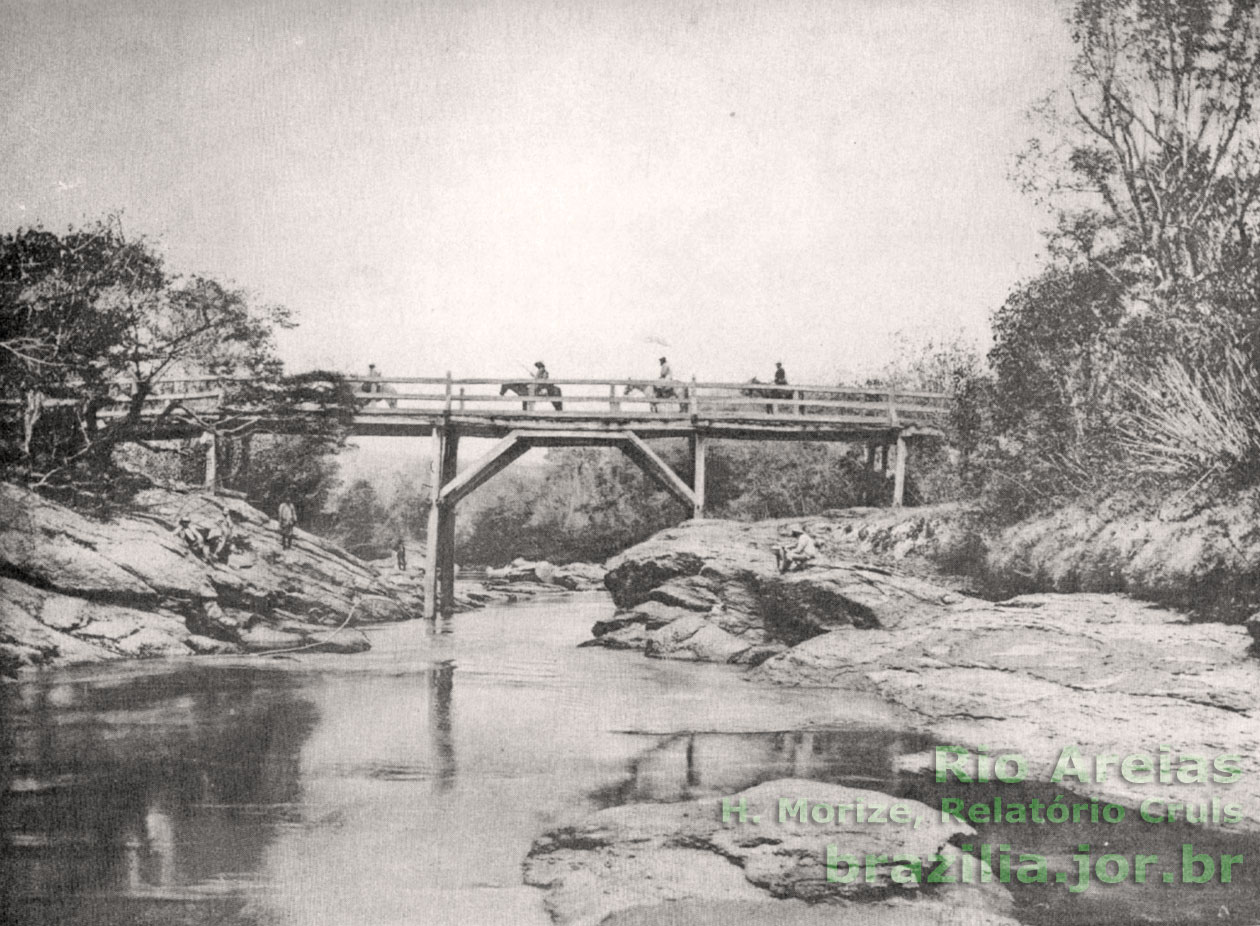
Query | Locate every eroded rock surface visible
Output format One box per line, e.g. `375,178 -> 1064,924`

592,519 -> 969,663
1,482 -> 418,672
592,517 -> 1260,830
524,778 -> 1017,926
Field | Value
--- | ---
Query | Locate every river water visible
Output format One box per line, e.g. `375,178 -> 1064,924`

3,594 -> 1257,926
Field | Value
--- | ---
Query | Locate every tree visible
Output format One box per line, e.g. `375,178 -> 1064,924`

220,432 -> 343,524
332,479 -> 389,557
1017,0 -> 1260,356
0,218 -> 292,481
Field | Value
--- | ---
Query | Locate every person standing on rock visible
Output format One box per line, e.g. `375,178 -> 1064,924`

774,525 -> 817,573
395,537 -> 408,571
278,497 -> 298,550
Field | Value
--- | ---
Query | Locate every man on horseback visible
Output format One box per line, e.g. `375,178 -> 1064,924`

657,357 -> 676,403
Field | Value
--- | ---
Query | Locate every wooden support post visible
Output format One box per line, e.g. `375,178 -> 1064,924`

438,429 -> 459,612
893,433 -> 907,507
608,382 -> 617,412
423,428 -> 446,619
691,432 -> 707,519
866,442 -> 877,471
202,431 -> 217,491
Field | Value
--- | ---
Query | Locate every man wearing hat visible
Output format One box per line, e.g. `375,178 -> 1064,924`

657,357 -> 676,404
774,524 -> 818,573
176,516 -> 207,559
529,361 -> 549,409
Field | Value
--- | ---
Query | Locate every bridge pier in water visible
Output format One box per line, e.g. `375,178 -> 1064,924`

421,424 -> 710,617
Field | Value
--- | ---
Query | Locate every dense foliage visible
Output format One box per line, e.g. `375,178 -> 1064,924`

984,0 -> 1260,514
0,219 -> 355,512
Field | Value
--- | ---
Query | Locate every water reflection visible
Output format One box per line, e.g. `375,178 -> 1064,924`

2,667 -> 316,925
593,728 -> 929,808
429,660 -> 456,791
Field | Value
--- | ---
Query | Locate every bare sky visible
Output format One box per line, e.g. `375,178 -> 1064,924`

3,0 -> 1073,386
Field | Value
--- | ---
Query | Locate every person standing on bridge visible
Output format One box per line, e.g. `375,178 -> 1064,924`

365,363 -> 383,395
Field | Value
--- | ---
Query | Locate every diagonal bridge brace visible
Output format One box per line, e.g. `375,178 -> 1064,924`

438,430 -> 532,508
436,428 -> 696,511
616,431 -> 697,511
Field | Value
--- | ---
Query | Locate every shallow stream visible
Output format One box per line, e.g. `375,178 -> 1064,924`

3,594 -> 1256,925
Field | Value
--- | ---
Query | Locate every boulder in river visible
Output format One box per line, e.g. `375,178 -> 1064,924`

485,557 -> 608,591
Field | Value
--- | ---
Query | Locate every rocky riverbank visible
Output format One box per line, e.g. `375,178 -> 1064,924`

0,481 -> 419,673
529,513 -> 1260,923
808,494 -> 1260,624
1,481 -> 613,676
584,515 -> 1260,828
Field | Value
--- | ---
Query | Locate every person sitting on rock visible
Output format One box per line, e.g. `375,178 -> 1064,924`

774,525 -> 817,573
203,516 -> 232,563
176,516 -> 208,559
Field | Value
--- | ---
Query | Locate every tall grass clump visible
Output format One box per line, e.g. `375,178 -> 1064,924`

1119,346 -> 1260,489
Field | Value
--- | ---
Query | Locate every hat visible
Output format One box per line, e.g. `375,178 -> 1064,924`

535,361 -> 545,368
659,357 -> 667,363
789,524 -> 804,535
178,516 -> 190,524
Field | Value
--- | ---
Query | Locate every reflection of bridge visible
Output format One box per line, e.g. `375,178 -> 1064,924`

34,374 -> 950,616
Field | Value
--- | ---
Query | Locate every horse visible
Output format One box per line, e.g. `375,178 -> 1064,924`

742,377 -> 780,414
621,382 -> 680,414
500,381 -> 563,411
360,380 -> 398,409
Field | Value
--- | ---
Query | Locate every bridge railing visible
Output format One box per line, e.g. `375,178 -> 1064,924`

5,375 -> 951,430
342,376 -> 951,428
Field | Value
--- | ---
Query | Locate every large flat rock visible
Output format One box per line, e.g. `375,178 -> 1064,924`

525,778 -> 1017,926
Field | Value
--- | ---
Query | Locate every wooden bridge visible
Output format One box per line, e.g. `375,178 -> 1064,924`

11,373 -> 950,617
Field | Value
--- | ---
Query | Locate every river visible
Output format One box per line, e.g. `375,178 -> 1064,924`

3,594 -> 1257,925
